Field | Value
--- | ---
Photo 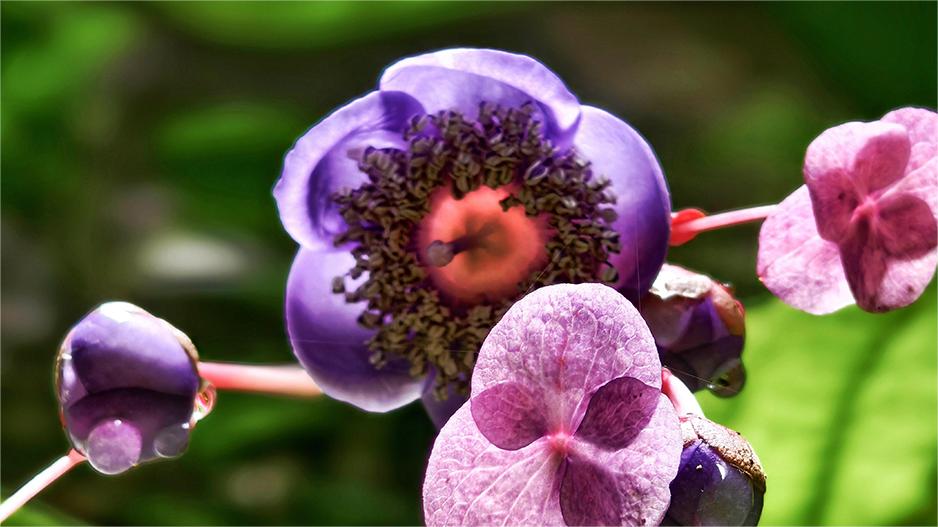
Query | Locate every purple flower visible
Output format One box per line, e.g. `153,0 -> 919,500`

275,48 -> 671,414
422,284 -> 682,526
56,302 -> 205,474
640,264 -> 747,397
759,107 -> 937,314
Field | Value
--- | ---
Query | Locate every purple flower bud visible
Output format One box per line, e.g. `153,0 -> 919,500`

641,264 -> 747,397
664,415 -> 766,526
55,302 -> 207,474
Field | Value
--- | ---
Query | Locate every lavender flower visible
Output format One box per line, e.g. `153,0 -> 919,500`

56,302 -> 205,474
275,49 -> 671,414
759,107 -> 937,314
422,284 -> 681,526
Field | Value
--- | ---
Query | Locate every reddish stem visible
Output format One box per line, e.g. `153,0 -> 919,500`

197,361 -> 321,398
661,368 -> 704,417
670,204 -> 777,246
0,450 -> 85,522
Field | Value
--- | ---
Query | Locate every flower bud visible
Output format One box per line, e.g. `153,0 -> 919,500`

641,264 -> 747,397
664,414 -> 765,526
55,302 -> 210,474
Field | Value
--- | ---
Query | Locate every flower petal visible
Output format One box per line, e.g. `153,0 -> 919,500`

572,106 -> 671,301
559,454 -> 622,526
423,404 -> 564,526
804,121 -> 910,242
840,173 -> 937,312
285,248 -> 424,412
757,186 -> 854,315
274,90 -> 424,249
882,107 -> 938,172
566,394 -> 682,526
380,48 -> 581,145
471,382 -> 548,451
574,376 -> 660,451
472,283 -> 662,434
422,384 -> 468,430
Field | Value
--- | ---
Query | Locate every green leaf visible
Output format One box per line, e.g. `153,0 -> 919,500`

698,285 -> 937,525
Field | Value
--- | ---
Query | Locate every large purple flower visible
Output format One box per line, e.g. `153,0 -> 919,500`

759,107 -> 937,314
422,284 -> 682,526
275,49 -> 671,414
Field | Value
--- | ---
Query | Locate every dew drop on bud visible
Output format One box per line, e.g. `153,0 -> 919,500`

192,383 -> 216,422
86,419 -> 143,475
154,423 -> 191,458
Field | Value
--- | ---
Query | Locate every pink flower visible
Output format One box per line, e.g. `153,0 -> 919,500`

758,107 -> 937,314
422,284 -> 681,526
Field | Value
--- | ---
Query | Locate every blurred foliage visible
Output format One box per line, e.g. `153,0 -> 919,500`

1,2 -> 935,525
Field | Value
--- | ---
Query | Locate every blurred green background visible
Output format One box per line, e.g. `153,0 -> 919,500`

2,2 -> 935,525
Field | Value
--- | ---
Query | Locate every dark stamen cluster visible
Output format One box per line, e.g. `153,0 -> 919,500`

332,102 -> 621,396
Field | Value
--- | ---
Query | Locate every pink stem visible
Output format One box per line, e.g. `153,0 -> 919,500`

671,204 -> 777,246
661,368 -> 704,417
0,450 -> 85,522
197,361 -> 321,398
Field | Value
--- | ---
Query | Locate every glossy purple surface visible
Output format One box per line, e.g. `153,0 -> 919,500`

56,302 -> 199,474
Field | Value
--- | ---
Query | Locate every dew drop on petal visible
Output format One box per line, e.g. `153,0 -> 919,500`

154,423 -> 191,458
86,419 -> 143,475
192,383 -> 216,422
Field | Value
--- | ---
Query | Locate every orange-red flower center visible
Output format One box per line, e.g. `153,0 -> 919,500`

418,185 -> 550,304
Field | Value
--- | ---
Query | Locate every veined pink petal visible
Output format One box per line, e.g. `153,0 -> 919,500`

757,186 -> 854,315
471,382 -> 548,451
423,404 -> 565,526
804,121 -> 910,242
471,284 -> 662,434
882,107 -> 938,172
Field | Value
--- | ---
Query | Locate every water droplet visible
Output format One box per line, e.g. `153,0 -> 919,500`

154,423 -> 190,458
192,382 -> 216,422
86,419 -> 142,475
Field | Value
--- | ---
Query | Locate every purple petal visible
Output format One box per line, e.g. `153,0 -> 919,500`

471,382 -> 548,450
422,382 -> 468,430
380,48 -> 581,145
574,376 -> 660,451
559,454 -> 622,526
572,106 -> 671,300
274,90 -> 424,249
882,107 -> 938,172
286,248 -> 424,412
840,192 -> 937,312
472,283 -> 662,436
567,394 -> 683,526
423,404 -> 565,526
804,121 -> 910,242
63,302 -> 199,404
757,186 -> 854,314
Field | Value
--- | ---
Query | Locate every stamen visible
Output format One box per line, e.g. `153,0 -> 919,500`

425,221 -> 498,268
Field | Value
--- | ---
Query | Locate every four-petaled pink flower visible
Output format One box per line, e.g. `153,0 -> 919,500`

759,107 -> 937,314
423,283 -> 681,526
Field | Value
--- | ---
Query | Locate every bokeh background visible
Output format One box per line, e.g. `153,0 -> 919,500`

2,2 -> 936,525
